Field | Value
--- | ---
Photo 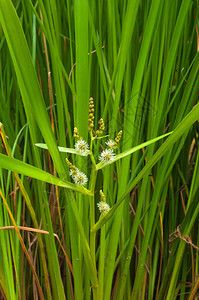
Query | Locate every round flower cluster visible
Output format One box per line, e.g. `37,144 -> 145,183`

97,201 -> 110,215
99,149 -> 115,164
75,139 -> 89,154
73,170 -> 88,186
66,158 -> 88,186
69,168 -> 88,186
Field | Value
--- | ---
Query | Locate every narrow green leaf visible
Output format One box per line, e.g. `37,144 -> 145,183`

96,132 -> 172,169
35,143 -> 90,156
0,154 -> 92,196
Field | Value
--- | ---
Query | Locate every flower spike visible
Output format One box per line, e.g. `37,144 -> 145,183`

88,97 -> 95,131
114,130 -> 123,149
74,127 -> 80,139
96,118 -> 105,136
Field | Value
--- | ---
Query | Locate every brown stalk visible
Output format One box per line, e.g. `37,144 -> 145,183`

0,225 -> 74,277
0,190 -> 45,300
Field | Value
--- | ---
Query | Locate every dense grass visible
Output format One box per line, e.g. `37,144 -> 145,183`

0,0 -> 199,299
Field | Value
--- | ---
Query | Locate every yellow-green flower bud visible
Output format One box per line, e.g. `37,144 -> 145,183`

114,130 -> 123,149
74,127 -> 80,139
88,97 -> 94,131
96,118 -> 105,135
66,158 -> 77,173
100,190 -> 106,202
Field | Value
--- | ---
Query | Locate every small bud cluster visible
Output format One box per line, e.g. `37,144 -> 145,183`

114,130 -> 123,149
105,139 -> 115,149
66,158 -> 88,186
88,97 -> 94,131
97,190 -> 110,215
66,158 -> 78,178
96,118 -> 105,136
74,127 -> 80,139
99,190 -> 106,201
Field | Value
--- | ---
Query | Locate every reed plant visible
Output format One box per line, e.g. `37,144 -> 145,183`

0,0 -> 198,299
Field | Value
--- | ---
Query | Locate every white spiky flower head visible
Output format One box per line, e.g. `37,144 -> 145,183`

73,170 -> 88,186
97,201 -> 110,215
99,149 -> 115,163
75,138 -> 89,154
105,139 -> 115,149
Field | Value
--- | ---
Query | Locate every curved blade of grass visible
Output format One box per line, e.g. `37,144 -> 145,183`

35,143 -> 90,156
96,132 -> 172,169
91,102 -> 199,232
0,0 -> 65,176
0,154 -> 92,196
28,0 -> 77,101
75,0 -> 89,138
0,1 -> 98,293
102,0 -> 141,122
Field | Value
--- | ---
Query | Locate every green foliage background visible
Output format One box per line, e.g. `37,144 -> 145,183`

0,0 -> 198,299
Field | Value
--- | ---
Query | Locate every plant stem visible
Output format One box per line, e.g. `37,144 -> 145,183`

90,168 -> 98,261
89,130 -> 99,298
